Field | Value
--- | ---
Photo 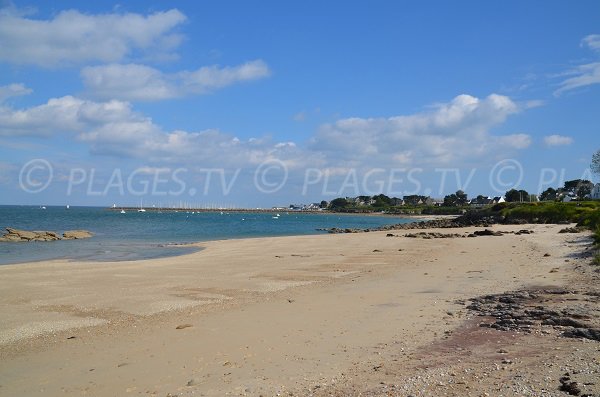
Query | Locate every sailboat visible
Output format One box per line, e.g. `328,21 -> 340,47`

120,209 -> 126,214
137,199 -> 146,212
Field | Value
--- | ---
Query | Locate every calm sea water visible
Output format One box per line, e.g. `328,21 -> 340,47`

0,206 -> 412,265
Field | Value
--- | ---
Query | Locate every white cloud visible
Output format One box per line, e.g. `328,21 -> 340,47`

0,95 -> 138,137
81,60 -> 271,101
554,62 -> 600,96
0,95 -> 307,169
582,34 -> 600,52
310,94 -> 527,167
0,83 -> 32,103
555,34 -> 600,96
0,93 -> 528,172
544,134 -> 573,147
0,8 -> 186,66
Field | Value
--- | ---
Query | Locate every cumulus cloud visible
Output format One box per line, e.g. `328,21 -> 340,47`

0,83 -> 32,103
555,34 -> 600,96
544,134 -> 573,147
310,94 -> 528,167
81,60 -> 271,101
0,93 -> 528,172
0,95 -> 307,169
0,8 -> 186,66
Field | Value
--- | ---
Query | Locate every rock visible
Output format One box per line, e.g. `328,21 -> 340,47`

0,228 -> 92,242
559,376 -> 581,396
559,226 -> 585,233
5,228 -> 38,241
562,327 -> 600,342
473,229 -> 503,237
1,228 -> 64,242
62,230 -> 93,240
33,231 -> 61,241
175,324 -> 193,330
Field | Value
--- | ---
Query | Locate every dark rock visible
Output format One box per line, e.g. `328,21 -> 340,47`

473,229 -> 503,237
562,328 -> 600,342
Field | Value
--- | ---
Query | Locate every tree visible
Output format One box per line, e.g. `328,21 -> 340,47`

372,194 -> 392,207
539,187 -> 557,201
456,190 -> 468,206
505,189 -> 530,202
329,198 -> 349,209
443,193 -> 458,206
576,183 -> 593,200
592,149 -> 600,176
319,200 -> 328,209
403,195 -> 430,206
563,179 -> 594,200
443,190 -> 468,206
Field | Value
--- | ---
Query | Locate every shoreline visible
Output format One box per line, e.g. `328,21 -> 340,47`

0,222 -> 597,395
0,212 -> 427,266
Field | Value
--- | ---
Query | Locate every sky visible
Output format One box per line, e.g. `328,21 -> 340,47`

0,0 -> 599,207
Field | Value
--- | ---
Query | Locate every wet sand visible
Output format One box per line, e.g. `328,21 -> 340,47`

0,223 -> 597,396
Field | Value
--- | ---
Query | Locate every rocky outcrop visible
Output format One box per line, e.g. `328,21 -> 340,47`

465,289 -> 600,342
62,230 -> 93,240
319,212 -> 530,234
0,228 -> 92,242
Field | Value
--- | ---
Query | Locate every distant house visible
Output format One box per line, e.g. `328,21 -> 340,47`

430,199 -> 444,207
491,196 -> 506,204
469,196 -> 493,208
391,197 -> 405,206
562,193 -> 576,202
304,203 -> 322,211
591,183 -> 600,200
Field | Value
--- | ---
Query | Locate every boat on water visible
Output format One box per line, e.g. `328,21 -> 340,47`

120,209 -> 126,214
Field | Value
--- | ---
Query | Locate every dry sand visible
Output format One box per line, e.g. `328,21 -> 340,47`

0,223 -> 598,396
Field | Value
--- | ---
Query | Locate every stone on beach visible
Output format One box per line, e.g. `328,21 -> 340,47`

0,227 -> 93,242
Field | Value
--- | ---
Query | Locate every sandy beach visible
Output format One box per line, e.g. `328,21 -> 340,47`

1,223 -> 598,396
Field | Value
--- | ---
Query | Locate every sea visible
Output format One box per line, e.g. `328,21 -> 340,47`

0,206 -> 412,265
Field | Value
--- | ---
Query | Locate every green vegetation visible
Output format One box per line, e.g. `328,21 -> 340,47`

485,201 -> 600,225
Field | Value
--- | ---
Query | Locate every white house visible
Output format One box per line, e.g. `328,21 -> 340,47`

591,183 -> 600,200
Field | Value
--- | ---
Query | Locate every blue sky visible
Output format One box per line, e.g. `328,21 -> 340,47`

0,1 -> 599,207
